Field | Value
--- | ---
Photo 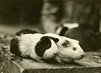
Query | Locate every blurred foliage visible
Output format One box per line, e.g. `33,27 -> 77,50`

0,32 -> 13,71
42,0 -> 100,32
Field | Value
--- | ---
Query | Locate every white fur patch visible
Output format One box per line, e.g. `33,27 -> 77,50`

18,33 -> 43,60
63,23 -> 79,29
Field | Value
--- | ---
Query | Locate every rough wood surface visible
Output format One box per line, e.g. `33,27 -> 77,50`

3,52 -> 101,73
2,60 -> 21,73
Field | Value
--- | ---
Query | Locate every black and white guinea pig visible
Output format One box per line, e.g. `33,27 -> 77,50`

44,33 -> 84,64
62,27 -> 101,51
10,29 -> 59,62
56,23 -> 79,36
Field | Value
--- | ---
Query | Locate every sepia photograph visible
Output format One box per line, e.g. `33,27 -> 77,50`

0,0 -> 101,73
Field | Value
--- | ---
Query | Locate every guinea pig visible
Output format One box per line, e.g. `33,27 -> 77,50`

63,27 -> 101,51
44,33 -> 84,64
56,23 -> 79,36
10,30 -> 59,62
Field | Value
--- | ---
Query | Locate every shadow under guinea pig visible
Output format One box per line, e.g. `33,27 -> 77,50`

63,27 -> 101,51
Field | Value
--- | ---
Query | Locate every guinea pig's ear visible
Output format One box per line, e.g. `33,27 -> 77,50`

59,27 -> 68,36
40,36 -> 51,43
49,37 -> 59,43
35,36 -> 51,57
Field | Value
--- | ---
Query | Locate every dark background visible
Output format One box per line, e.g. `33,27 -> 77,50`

0,0 -> 100,29
0,0 -> 100,33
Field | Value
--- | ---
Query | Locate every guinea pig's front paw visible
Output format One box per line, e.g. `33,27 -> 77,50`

36,60 -> 44,63
55,57 -> 65,64
11,56 -> 23,61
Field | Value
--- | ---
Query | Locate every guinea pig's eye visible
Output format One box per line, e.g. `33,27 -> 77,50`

62,40 -> 69,48
73,47 -> 76,51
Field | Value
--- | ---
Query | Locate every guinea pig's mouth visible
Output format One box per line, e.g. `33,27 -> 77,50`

57,55 -> 75,61
77,55 -> 84,60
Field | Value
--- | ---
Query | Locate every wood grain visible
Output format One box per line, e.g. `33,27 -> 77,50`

3,52 -> 101,73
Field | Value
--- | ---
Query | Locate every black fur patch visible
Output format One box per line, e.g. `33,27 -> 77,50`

35,36 -> 51,57
15,29 -> 38,36
10,37 -> 21,57
49,37 -> 59,43
59,27 -> 68,36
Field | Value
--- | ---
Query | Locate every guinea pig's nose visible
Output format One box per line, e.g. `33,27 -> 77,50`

81,55 -> 84,59
54,53 -> 58,56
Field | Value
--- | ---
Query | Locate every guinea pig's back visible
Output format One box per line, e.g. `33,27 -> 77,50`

15,29 -> 38,36
19,34 -> 43,50
10,33 -> 43,57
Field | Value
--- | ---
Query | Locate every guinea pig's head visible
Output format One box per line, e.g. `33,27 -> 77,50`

44,33 -> 84,61
35,36 -> 59,59
56,36 -> 84,61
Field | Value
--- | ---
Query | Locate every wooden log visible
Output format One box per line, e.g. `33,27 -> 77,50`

2,52 -> 101,73
2,60 -> 21,73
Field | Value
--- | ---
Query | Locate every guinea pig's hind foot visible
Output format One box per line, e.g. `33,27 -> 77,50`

11,56 -> 23,63
11,55 -> 23,60
16,58 -> 23,63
